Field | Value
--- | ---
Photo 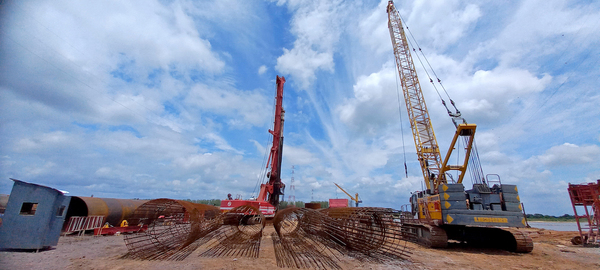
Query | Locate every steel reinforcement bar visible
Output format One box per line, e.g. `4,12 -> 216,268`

273,207 -> 412,268
122,199 -> 221,261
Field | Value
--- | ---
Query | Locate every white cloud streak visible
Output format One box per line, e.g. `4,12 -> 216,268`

1,0 -> 599,217
274,0 -> 344,90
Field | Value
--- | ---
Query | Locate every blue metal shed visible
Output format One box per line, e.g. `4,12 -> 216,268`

0,179 -> 71,250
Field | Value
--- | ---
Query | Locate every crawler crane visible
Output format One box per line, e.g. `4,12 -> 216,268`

387,1 -> 533,252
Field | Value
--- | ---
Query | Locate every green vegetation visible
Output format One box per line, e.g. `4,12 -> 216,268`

278,201 -> 330,210
182,199 -> 331,210
171,200 -> 577,223
309,201 -> 329,209
277,201 -> 306,209
184,199 -> 221,206
526,213 -> 576,222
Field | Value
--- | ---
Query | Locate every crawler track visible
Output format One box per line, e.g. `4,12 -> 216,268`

504,228 -> 534,253
401,223 -> 447,248
402,222 -> 534,253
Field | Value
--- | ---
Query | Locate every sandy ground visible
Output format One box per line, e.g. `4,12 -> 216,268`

0,226 -> 598,270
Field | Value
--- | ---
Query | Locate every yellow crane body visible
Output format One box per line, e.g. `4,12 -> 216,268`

388,8 -> 444,192
387,0 -> 533,253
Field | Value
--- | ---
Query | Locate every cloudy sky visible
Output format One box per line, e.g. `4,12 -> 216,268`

1,0 -> 599,216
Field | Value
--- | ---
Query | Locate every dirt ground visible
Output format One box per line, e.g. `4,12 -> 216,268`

0,226 -> 598,270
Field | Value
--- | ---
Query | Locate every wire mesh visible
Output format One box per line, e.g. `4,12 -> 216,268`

199,205 -> 265,258
272,207 -> 412,268
122,199 -> 221,261
122,200 -> 411,266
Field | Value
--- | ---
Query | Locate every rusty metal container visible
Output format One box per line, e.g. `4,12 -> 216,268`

304,202 -> 321,209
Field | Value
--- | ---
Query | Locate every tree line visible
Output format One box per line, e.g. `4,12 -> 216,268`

184,199 -> 330,210
526,213 -> 576,221
170,199 -> 578,221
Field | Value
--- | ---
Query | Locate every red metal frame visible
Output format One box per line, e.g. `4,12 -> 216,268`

259,75 -> 286,207
219,200 -> 276,218
63,216 -> 105,235
568,180 -> 600,246
94,225 -> 147,236
220,76 -> 286,217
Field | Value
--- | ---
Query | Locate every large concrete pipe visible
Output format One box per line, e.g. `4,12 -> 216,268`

65,196 -> 148,226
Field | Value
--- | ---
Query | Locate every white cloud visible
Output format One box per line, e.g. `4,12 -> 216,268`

13,131 -> 83,153
95,167 -> 112,177
200,133 -> 242,154
173,153 -> 220,170
98,132 -> 183,159
357,0 -> 392,55
23,161 -> 56,177
406,0 -> 481,49
0,0 -> 230,133
76,0 -> 224,73
337,62 -> 399,134
537,143 -> 600,167
283,145 -> 317,165
23,0 -> 225,81
275,0 -> 344,90
276,46 -> 334,90
186,83 -> 270,127
309,181 -> 323,190
250,139 -> 266,155
345,142 -> 389,175
148,113 -> 195,134
450,67 -> 552,120
393,175 -> 423,192
258,65 -> 267,75
1,0 -> 599,216
95,93 -> 159,124
491,0 -> 600,66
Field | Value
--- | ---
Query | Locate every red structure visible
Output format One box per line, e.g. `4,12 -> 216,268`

220,200 -> 276,218
329,199 -> 349,208
220,76 -> 286,218
63,216 -> 105,235
259,75 -> 286,207
93,225 -> 146,236
568,180 -> 600,246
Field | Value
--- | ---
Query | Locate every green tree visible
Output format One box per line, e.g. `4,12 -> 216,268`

184,199 -> 221,206
310,201 -> 329,208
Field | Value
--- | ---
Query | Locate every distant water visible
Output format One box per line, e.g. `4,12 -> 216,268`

528,221 -> 580,231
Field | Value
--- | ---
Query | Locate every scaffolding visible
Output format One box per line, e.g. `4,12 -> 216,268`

568,180 -> 600,246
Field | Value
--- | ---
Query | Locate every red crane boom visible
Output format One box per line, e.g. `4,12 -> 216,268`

259,76 -> 286,207
220,76 -> 286,217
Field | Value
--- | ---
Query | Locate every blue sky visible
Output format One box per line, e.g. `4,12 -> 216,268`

1,0 -> 599,216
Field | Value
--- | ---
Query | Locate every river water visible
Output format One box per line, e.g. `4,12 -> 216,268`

528,221 -> 581,231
